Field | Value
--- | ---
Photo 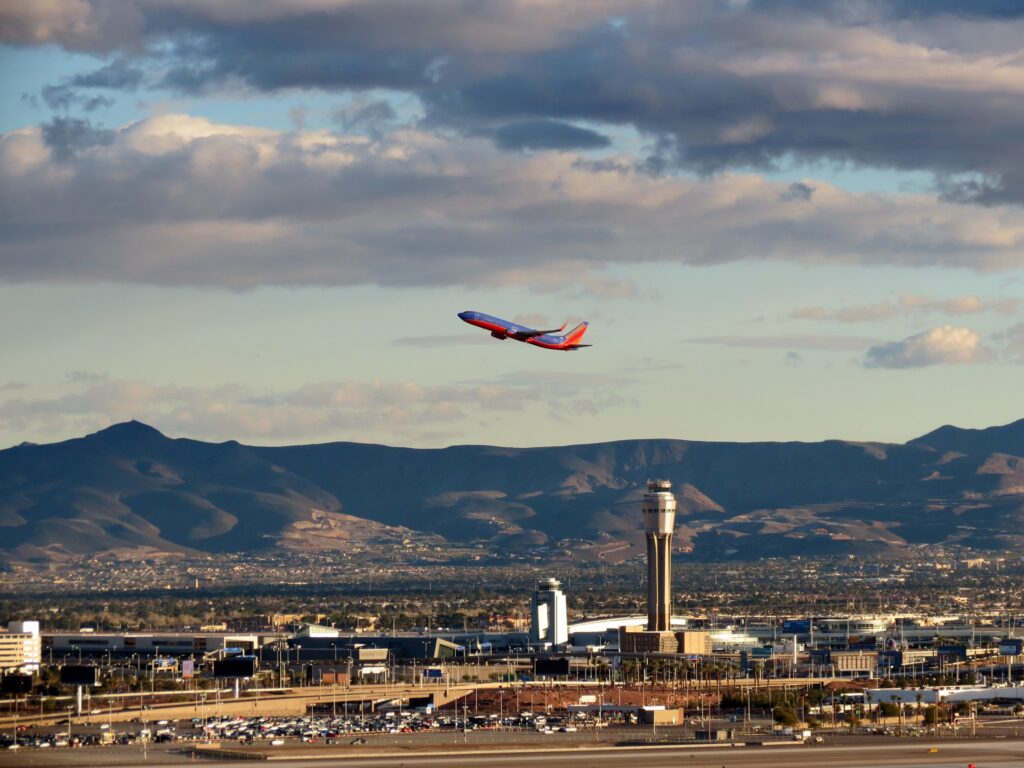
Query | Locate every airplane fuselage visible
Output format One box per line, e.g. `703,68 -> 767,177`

458,311 -> 590,350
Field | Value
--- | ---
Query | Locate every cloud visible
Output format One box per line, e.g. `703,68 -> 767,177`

685,335 -> 878,351
41,85 -> 115,112
392,334 -> 490,347
994,321 -> 1024,363
0,373 -> 627,446
39,116 -> 114,160
66,370 -> 108,383
0,382 -> 27,392
790,295 -> 1021,323
9,2 -> 1024,203
3,114 -> 1024,291
38,58 -> 143,112
332,97 -> 398,136
780,182 -> 815,202
493,121 -> 610,152
864,325 -> 992,368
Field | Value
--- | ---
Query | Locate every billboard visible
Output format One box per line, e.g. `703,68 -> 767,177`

782,619 -> 811,634
422,667 -> 444,679
1,675 -> 33,695
999,639 -> 1023,656
213,656 -> 257,678
535,657 -> 570,676
937,645 -> 968,660
60,665 -> 99,686
181,660 -> 194,679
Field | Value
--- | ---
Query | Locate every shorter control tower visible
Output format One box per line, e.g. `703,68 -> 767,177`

643,479 -> 677,632
530,578 -> 568,649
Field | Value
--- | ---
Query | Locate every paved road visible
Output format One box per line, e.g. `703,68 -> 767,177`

2,739 -> 1022,768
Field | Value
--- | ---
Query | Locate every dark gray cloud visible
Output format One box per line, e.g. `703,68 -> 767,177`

41,85 -> 115,112
751,1 -> 1024,21
70,58 -> 144,90
39,117 -> 114,160
781,182 -> 815,202
333,98 -> 397,134
38,57 -> 141,113
493,120 -> 610,152
9,2 -> 1024,204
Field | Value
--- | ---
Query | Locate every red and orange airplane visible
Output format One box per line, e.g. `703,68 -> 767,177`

458,311 -> 591,350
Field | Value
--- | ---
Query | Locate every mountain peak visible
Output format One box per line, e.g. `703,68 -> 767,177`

90,420 -> 165,440
910,417 -> 1024,454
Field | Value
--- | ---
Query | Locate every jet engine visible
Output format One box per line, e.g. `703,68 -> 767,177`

490,331 -> 507,340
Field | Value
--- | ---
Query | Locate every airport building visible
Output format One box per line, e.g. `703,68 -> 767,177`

45,631 -> 268,659
0,620 -> 41,674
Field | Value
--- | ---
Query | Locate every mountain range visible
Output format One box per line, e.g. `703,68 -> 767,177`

1,419 -> 1022,567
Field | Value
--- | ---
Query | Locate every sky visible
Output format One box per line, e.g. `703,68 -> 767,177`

1,0 -> 1022,449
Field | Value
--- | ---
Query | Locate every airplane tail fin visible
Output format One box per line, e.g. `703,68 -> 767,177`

563,322 -> 589,347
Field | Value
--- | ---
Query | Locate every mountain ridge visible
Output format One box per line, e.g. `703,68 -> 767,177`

1,419 -> 1021,567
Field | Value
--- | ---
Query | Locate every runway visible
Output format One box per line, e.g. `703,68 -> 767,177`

2,739 -> 1022,768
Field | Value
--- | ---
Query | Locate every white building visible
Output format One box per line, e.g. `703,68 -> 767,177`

530,578 -> 568,649
0,620 -> 41,673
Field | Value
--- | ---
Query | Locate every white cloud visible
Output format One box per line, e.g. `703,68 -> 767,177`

790,295 -> 1021,323
864,325 -> 992,369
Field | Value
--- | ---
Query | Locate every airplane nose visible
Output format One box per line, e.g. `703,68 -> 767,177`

458,311 -> 470,320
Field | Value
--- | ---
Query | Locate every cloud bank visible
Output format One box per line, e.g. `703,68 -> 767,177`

0,370 -> 628,447
3,114 -> 1024,290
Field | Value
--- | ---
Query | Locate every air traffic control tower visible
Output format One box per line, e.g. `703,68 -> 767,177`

620,479 -> 680,653
643,479 -> 677,632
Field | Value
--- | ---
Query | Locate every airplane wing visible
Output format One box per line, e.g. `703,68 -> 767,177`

509,323 -> 567,339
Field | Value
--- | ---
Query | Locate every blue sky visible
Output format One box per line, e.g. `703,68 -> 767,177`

1,1 -> 1022,448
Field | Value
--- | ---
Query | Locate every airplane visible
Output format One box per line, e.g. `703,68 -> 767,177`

458,311 -> 591,350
